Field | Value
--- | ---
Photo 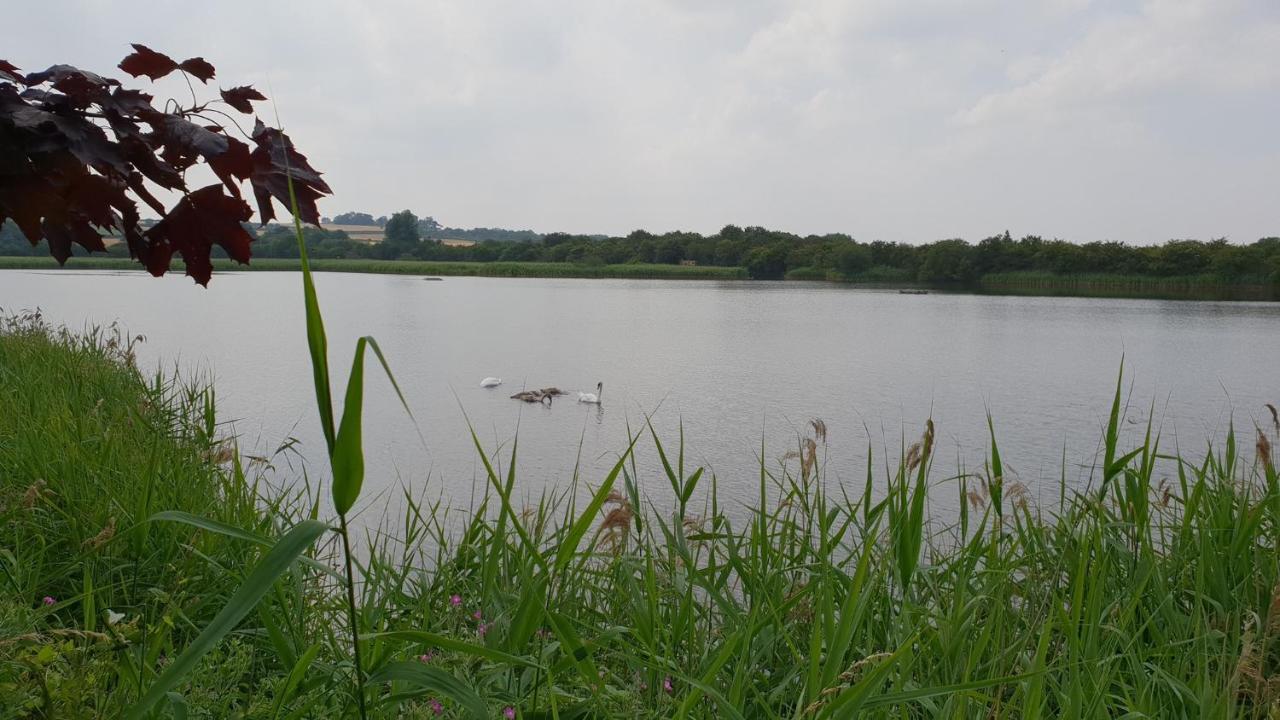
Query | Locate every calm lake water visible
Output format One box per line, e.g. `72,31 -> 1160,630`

3,269 -> 1278,520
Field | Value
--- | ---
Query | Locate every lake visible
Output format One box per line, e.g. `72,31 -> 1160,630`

3,269 -> 1278,520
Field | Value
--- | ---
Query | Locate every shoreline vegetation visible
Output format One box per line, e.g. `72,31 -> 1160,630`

4,314 -> 1280,717
3,216 -> 1279,300
2,255 -> 1276,301
0,256 -> 749,281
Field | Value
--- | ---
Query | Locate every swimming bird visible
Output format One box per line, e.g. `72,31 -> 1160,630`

511,390 -> 552,404
577,382 -> 603,404
480,377 -> 502,388
539,387 -> 566,397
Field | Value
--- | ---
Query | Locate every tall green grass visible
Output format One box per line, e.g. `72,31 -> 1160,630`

3,307 -> 1280,717
981,271 -> 1279,301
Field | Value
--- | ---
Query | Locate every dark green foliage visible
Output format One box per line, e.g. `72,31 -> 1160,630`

380,210 -> 421,259
4,215 -> 1280,294
331,211 -> 378,225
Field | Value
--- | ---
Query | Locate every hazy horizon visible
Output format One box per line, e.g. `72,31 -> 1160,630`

9,0 -> 1277,245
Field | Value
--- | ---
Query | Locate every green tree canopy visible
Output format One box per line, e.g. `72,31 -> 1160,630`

381,210 -> 421,259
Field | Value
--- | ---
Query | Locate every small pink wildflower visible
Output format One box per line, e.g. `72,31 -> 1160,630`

503,707 -> 516,719
429,697 -> 443,715
450,594 -> 462,607
472,609 -> 483,621
42,596 -> 55,606
663,676 -> 673,694
477,622 -> 490,638
417,652 -> 434,663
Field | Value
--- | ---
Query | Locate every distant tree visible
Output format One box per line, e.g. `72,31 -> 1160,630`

919,239 -> 975,283
832,242 -> 872,277
332,212 -> 377,226
684,238 -> 716,266
744,243 -> 789,279
655,238 -> 684,264
718,224 -> 745,245
1154,240 -> 1213,276
499,242 -> 539,262
417,216 -> 441,235
1037,240 -> 1087,274
380,210 -> 421,258
0,221 -> 39,256
714,238 -> 747,266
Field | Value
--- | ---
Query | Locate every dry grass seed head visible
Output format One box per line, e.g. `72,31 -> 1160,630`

598,504 -> 633,536
967,489 -> 987,510
83,516 -> 116,549
204,442 -> 235,465
905,442 -> 922,472
801,437 -> 818,479
838,652 -> 894,683
809,418 -> 827,443
1007,482 -> 1031,511
1268,585 -> 1280,636
1235,626 -> 1265,701
22,479 -> 47,508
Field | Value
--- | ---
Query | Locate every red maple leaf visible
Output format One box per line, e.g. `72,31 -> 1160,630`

144,184 -> 253,286
249,120 -> 331,226
177,57 -> 215,83
220,85 -> 266,114
118,44 -> 178,81
2,44 -> 330,284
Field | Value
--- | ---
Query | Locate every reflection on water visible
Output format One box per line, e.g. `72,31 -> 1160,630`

3,269 -> 1278,522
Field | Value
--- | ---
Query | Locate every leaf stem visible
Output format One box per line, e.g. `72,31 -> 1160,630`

338,514 -> 368,720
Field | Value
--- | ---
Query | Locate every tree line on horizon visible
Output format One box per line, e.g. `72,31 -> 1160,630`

2,210 -> 1278,284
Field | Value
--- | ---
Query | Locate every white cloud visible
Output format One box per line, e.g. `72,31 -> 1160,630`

5,0 -> 1277,243
958,0 -> 1280,125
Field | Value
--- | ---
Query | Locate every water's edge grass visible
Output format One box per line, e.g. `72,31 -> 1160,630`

3,315 -> 1280,717
0,256 -> 749,281
3,256 -> 1277,301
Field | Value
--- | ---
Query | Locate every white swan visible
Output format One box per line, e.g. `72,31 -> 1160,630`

480,377 -> 502,388
577,382 -> 603,404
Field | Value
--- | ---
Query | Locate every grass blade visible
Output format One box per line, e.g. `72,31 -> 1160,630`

368,661 -> 487,718
332,338 -> 369,515
124,520 -> 330,719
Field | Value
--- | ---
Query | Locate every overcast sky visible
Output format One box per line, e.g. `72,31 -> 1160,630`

9,0 -> 1278,243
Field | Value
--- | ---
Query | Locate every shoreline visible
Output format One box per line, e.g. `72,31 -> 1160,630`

1,256 -> 1275,301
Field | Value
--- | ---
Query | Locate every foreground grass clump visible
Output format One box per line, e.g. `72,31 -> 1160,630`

3,318 -> 1280,717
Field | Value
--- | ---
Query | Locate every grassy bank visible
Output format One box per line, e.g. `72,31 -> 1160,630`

4,318 -> 1280,717
981,271 -> 1279,301
0,256 -> 748,280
